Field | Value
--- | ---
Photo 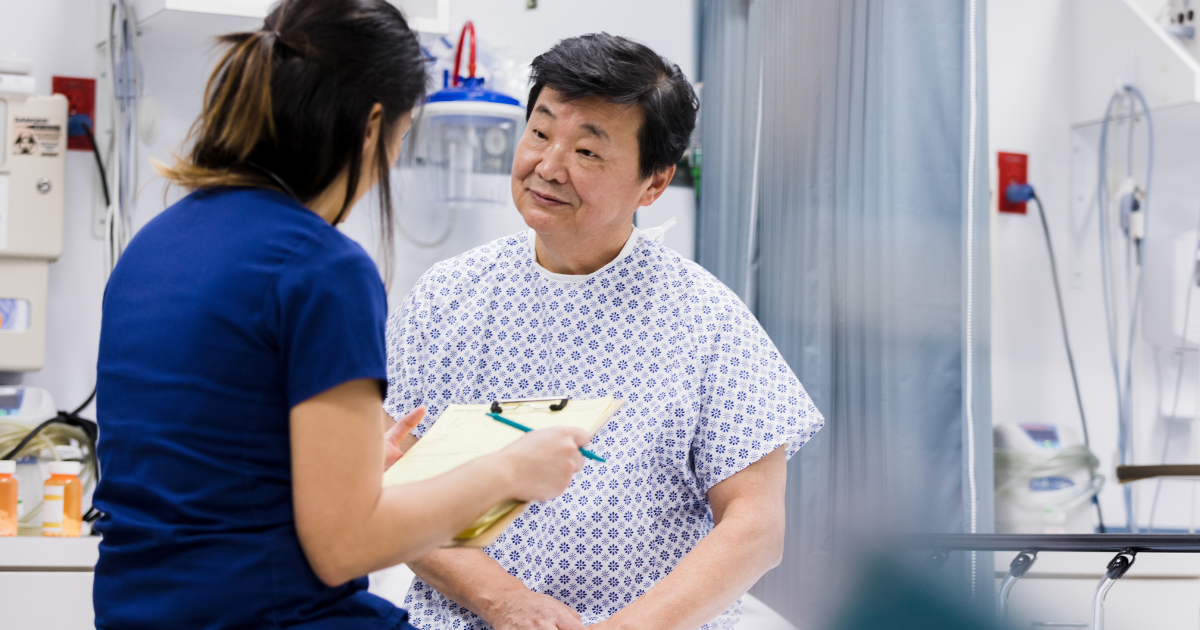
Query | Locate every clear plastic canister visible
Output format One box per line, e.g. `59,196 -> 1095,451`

405,97 -> 525,206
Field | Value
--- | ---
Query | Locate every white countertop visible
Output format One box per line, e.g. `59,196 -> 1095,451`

0,536 -> 100,569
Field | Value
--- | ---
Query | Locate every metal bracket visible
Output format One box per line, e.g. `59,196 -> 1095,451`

1091,548 -> 1136,630
998,549 -> 1038,622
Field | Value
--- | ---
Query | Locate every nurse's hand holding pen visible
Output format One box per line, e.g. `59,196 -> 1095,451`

291,379 -> 590,588
382,405 -> 588,500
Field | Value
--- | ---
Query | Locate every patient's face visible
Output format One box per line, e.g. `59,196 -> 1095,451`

512,88 -> 649,241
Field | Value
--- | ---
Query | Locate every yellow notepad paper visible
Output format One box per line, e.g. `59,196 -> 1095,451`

382,397 -> 624,547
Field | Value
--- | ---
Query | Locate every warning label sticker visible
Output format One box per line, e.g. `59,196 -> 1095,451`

11,116 -> 63,158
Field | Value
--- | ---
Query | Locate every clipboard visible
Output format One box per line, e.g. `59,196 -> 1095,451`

382,397 -> 625,548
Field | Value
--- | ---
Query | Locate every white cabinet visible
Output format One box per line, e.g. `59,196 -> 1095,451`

0,537 -> 99,630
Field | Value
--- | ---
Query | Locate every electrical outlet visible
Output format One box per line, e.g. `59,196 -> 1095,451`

51,76 -> 96,151
997,151 -> 1028,214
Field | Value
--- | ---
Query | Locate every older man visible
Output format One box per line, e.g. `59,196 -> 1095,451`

384,33 -> 824,630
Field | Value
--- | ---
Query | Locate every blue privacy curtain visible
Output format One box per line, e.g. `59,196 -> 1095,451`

696,0 -> 992,621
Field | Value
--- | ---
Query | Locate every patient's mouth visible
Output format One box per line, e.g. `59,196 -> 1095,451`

530,189 -> 568,206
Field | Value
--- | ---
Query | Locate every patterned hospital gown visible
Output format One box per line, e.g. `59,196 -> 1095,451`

384,228 -> 824,630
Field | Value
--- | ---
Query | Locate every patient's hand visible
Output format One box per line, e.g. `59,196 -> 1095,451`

383,406 -> 425,470
487,590 -> 584,630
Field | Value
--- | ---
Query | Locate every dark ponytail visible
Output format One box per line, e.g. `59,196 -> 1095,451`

157,0 -> 427,282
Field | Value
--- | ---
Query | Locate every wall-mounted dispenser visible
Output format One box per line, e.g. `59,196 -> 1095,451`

0,60 -> 67,372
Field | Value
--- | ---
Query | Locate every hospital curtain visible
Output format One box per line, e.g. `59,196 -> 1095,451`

696,0 -> 993,622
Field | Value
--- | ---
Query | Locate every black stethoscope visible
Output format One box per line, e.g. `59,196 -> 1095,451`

243,161 -> 351,226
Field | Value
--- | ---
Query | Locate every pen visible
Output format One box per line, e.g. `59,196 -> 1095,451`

486,412 -> 606,462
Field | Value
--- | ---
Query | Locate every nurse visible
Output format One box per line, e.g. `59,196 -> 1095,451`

91,1 -> 591,628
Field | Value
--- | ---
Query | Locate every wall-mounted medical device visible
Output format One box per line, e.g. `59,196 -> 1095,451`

404,21 -> 524,206
0,60 -> 67,372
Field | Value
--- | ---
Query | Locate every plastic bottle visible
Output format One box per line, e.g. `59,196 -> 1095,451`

0,460 -> 17,537
43,461 -> 81,537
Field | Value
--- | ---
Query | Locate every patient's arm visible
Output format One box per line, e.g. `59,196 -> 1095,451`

395,429 -> 584,630
593,445 -> 788,630
410,549 -> 584,630
407,444 -> 787,630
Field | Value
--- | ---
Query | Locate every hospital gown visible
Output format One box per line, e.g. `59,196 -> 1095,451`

384,228 -> 824,630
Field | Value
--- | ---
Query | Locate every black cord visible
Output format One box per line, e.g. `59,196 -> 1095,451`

0,397 -> 105,529
72,388 -> 96,417
1032,193 -> 1105,532
1033,195 -> 1091,445
82,124 -> 111,208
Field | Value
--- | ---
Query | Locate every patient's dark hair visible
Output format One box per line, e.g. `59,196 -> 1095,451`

159,0 -> 427,280
527,33 -> 698,180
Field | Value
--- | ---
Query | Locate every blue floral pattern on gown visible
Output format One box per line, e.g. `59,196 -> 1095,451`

385,228 -> 824,629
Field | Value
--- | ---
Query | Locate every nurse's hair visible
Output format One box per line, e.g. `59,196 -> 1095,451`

157,0 -> 427,273
527,33 -> 698,180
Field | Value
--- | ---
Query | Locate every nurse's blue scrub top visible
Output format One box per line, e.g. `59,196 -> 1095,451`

93,187 -> 410,629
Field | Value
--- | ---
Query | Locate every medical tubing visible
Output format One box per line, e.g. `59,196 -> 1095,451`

1118,86 -> 1154,530
0,389 -> 100,506
1097,95 -> 1132,532
1126,96 -> 1136,179
1116,85 -> 1154,419
1033,194 -> 1092,447
1026,190 -> 1106,530
396,204 -> 457,248
451,21 -> 476,86
995,445 -> 1102,495
994,446 -> 1104,515
1097,92 -> 1124,432
1097,87 -> 1156,532
0,417 -> 99,526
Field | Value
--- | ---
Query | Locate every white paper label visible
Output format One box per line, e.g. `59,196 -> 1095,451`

42,484 -> 63,534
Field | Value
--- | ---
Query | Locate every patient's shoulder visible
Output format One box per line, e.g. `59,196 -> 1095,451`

639,238 -> 745,309
411,231 -> 532,300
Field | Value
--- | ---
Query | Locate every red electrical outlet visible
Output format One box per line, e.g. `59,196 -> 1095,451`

52,76 -> 96,151
997,151 -> 1028,214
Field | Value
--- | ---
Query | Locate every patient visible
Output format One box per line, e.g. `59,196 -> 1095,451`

384,33 -> 824,630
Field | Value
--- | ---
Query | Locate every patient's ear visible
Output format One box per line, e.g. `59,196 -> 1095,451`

638,164 -> 676,208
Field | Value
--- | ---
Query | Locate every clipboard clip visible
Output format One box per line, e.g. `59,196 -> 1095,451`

490,397 -> 570,413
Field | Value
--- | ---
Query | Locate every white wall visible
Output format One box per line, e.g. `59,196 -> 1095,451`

2,0 -> 108,413
990,3 -> 1200,626
6,0 -> 697,420
989,0 -> 1200,535
988,0 -> 1085,481
444,0 -> 695,84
